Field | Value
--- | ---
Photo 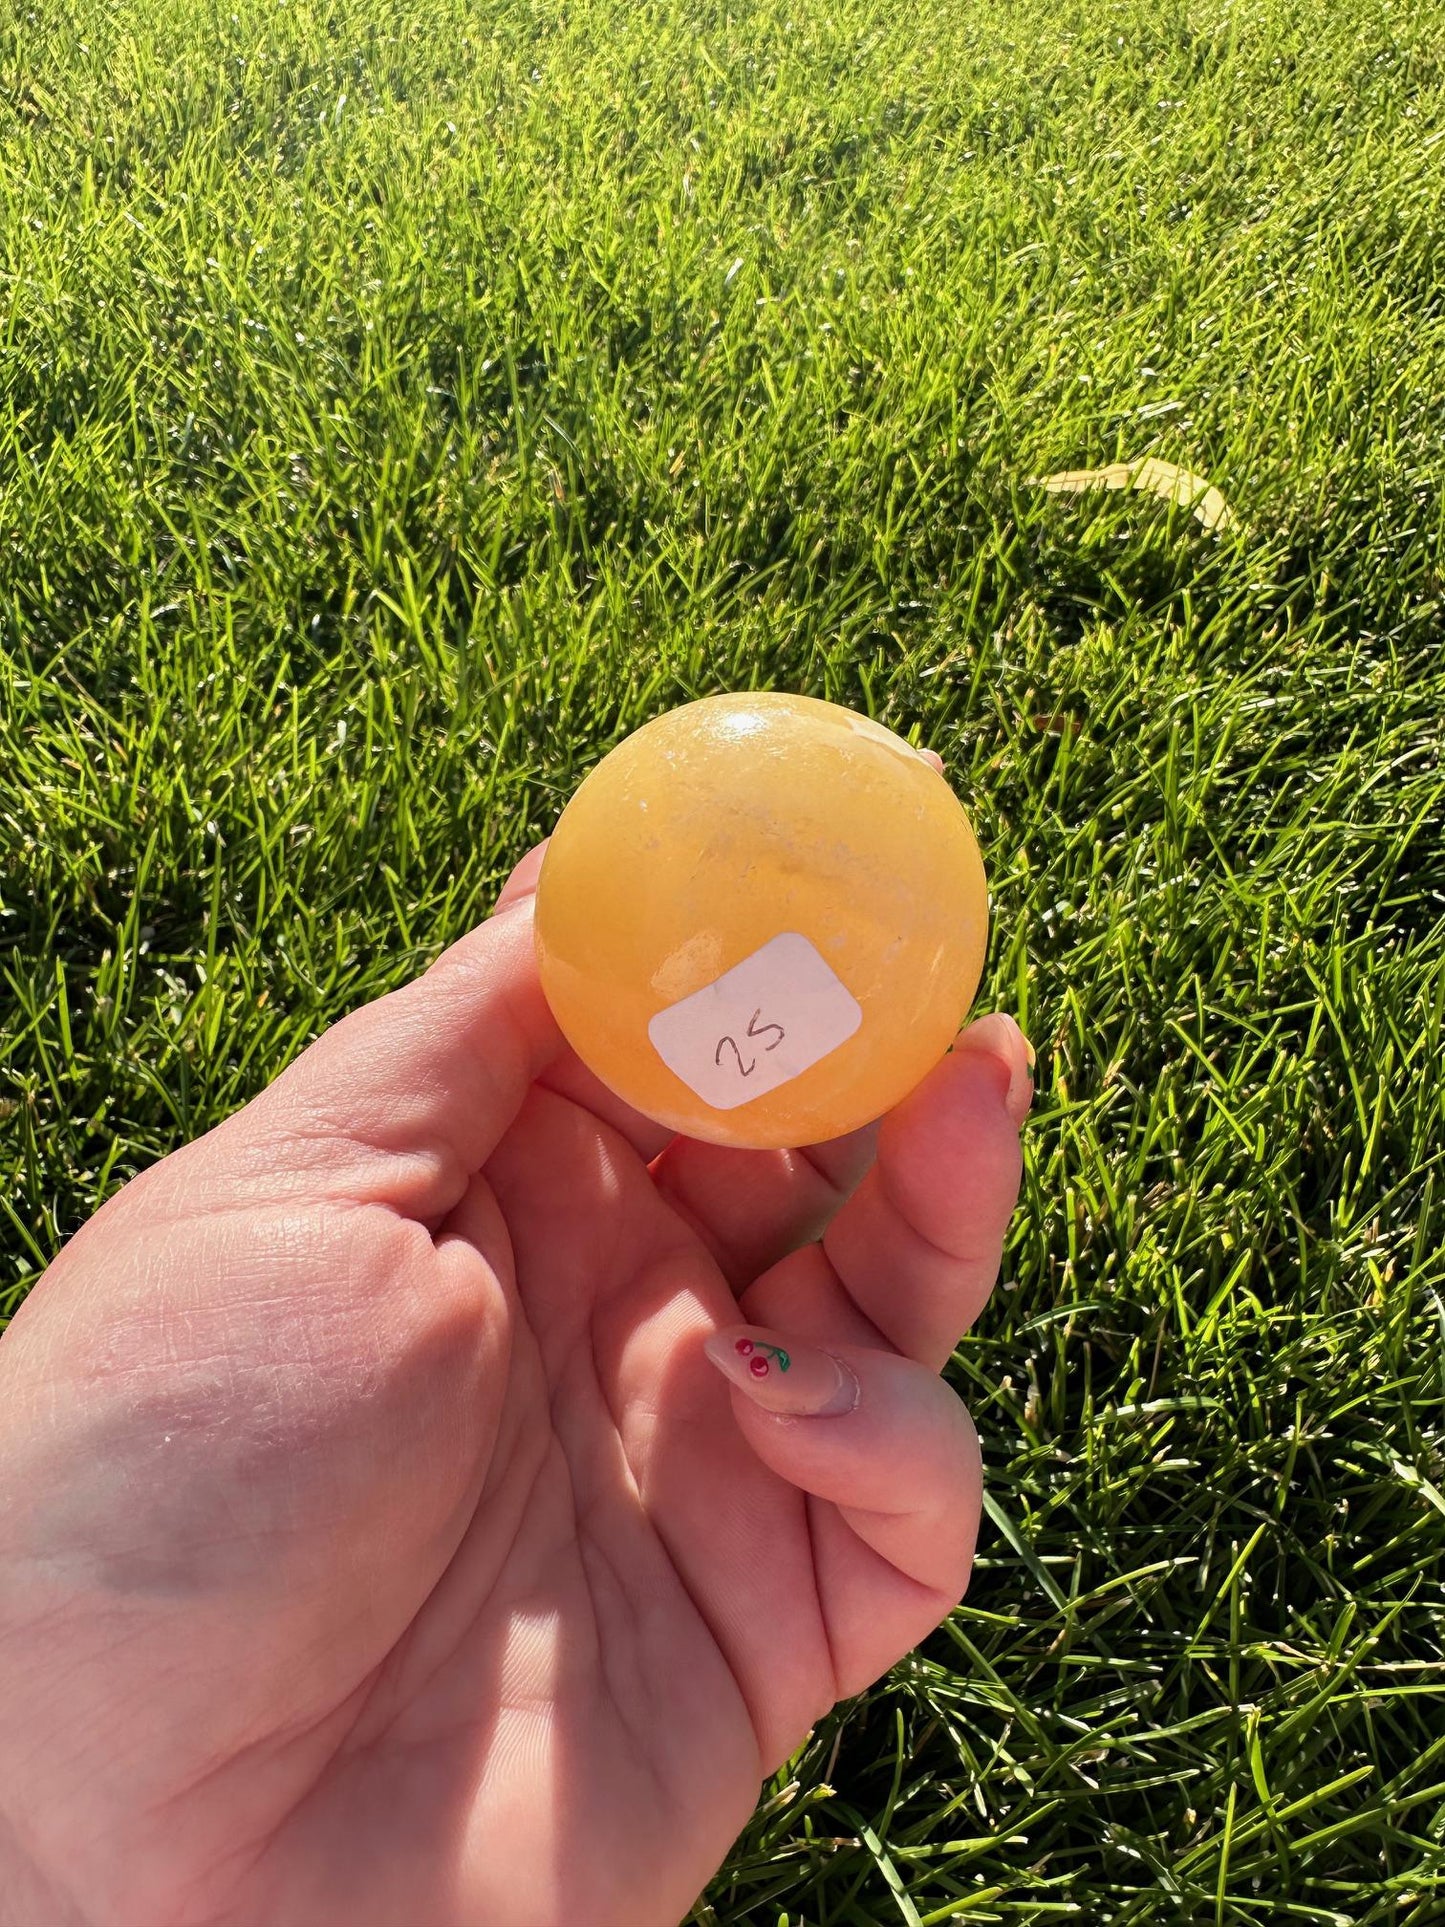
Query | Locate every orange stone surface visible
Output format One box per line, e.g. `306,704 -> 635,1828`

533,692 -> 989,1149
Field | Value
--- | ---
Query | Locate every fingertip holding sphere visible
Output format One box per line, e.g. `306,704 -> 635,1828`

533,693 -> 989,1150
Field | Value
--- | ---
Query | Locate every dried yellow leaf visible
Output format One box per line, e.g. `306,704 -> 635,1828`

1039,463 -> 1135,494
1037,457 -> 1236,531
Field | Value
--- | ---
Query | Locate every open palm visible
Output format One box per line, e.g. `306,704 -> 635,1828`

0,861 -> 1029,1927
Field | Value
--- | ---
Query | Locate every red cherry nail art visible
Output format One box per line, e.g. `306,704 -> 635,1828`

733,1337 -> 791,1379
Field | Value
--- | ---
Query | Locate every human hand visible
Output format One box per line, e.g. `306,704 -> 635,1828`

0,843 -> 1030,1927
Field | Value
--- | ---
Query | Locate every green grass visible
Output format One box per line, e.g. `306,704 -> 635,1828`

4,0 -> 1445,1916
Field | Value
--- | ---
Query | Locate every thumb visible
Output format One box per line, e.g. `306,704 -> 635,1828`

214,898 -> 565,1213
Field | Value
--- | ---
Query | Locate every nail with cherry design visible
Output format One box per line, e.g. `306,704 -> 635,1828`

703,1325 -> 860,1417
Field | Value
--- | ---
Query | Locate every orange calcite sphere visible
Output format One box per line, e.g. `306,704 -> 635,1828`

533,693 -> 989,1149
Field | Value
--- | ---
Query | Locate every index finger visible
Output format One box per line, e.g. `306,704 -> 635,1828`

820,1015 -> 1032,1368
736,1016 -> 1032,1371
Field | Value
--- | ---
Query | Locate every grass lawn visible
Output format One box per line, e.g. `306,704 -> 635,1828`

4,0 -> 1445,1916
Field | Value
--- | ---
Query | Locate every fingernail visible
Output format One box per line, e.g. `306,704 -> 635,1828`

492,839 -> 551,915
918,748 -> 945,774
703,1326 -> 861,1418
956,1012 -> 1034,1127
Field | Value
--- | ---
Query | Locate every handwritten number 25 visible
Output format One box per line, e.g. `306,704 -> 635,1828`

715,1008 -> 785,1077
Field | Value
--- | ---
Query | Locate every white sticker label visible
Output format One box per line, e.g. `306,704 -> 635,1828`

647,933 -> 863,1111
